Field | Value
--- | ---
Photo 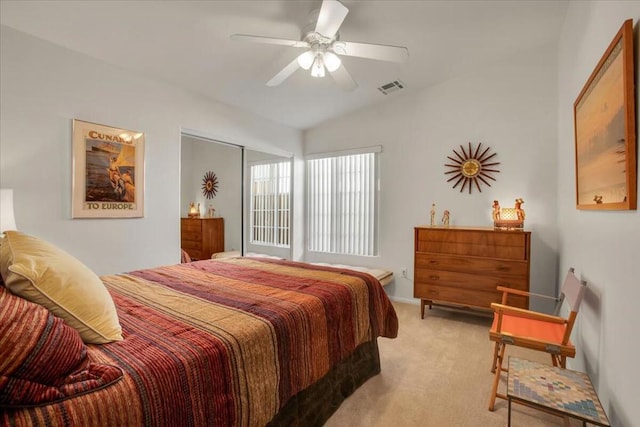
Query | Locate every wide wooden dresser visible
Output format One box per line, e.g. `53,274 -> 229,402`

181,218 -> 225,260
414,226 -> 530,318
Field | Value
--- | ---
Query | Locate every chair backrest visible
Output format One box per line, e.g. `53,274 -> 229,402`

553,267 -> 587,315
553,267 -> 587,345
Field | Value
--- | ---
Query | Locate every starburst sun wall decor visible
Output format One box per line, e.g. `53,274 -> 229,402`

444,142 -> 500,193
201,171 -> 219,199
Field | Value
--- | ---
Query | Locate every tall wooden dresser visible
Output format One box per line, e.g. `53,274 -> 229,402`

414,226 -> 530,318
181,218 -> 225,260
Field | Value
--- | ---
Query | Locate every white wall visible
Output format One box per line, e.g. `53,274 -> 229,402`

0,25 -> 302,275
305,44 -> 559,311
180,136 -> 242,252
557,3 -> 639,426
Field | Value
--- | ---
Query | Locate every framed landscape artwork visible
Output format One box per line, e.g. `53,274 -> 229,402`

574,19 -> 636,210
72,119 -> 145,218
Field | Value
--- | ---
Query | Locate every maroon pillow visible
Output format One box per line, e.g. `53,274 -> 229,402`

0,285 -> 123,407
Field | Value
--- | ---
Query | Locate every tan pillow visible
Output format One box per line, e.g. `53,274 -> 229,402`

0,231 -> 122,344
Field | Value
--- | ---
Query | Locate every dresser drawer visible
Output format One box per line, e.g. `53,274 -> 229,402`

416,228 -> 528,260
415,253 -> 528,278
415,268 -> 528,293
414,283 -> 527,309
181,230 -> 202,243
181,219 -> 202,233
181,240 -> 202,251
416,228 -> 525,246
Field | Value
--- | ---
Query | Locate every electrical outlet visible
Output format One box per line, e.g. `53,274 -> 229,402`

401,268 -> 408,279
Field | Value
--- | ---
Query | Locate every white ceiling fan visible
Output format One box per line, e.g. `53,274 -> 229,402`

230,0 -> 409,91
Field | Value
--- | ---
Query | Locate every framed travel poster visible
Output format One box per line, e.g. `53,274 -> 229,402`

72,119 -> 145,218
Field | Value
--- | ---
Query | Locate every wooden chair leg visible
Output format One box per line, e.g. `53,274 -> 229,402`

549,354 -> 566,368
489,343 -> 506,411
491,341 -> 500,373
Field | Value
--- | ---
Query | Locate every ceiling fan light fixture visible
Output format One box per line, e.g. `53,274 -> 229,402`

323,51 -> 341,72
297,50 -> 315,70
231,0 -> 409,89
311,54 -> 325,78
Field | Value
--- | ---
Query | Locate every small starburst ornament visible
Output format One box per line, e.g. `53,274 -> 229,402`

202,171 -> 219,199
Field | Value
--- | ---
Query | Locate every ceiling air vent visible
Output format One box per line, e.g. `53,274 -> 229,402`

377,80 -> 405,95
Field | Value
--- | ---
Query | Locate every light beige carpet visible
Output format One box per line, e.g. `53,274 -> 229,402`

326,301 -> 582,426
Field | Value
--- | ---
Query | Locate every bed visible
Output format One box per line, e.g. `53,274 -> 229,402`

0,233 -> 398,427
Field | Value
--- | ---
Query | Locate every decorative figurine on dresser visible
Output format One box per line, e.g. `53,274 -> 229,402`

514,198 -> 525,221
493,198 -> 525,230
492,200 -> 501,222
441,210 -> 450,226
188,202 -> 201,218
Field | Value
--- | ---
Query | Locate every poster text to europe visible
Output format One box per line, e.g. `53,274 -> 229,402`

85,203 -> 134,210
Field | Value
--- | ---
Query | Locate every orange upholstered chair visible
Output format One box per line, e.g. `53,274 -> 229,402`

488,267 -> 587,411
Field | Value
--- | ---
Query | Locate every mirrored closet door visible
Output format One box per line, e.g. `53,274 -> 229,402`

180,134 -> 292,261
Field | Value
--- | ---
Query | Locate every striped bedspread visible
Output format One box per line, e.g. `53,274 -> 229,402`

4,257 -> 398,426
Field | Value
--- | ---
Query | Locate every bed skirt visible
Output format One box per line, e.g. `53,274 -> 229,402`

268,339 -> 381,426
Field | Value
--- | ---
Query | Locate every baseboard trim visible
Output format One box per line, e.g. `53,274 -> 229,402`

387,296 -> 420,305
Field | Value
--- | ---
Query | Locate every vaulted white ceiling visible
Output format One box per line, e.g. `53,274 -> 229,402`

0,0 -> 568,130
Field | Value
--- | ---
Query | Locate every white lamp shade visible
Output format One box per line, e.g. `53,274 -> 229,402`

297,51 -> 315,70
0,189 -> 17,232
323,52 -> 341,72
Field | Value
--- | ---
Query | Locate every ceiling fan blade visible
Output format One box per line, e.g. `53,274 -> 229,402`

334,41 -> 409,62
315,0 -> 349,39
230,34 -> 309,48
329,64 -> 358,92
266,56 -> 301,87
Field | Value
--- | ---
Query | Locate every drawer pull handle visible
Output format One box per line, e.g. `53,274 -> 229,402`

428,290 -> 438,295
429,275 -> 439,280
429,260 -> 439,265
497,266 -> 511,271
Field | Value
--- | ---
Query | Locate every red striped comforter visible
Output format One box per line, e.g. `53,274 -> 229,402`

4,257 -> 398,426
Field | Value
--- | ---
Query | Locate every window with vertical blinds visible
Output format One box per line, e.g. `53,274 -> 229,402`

307,148 -> 379,256
250,161 -> 291,247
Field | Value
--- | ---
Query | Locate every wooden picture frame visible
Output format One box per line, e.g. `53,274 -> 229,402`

574,19 -> 636,210
72,119 -> 145,218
